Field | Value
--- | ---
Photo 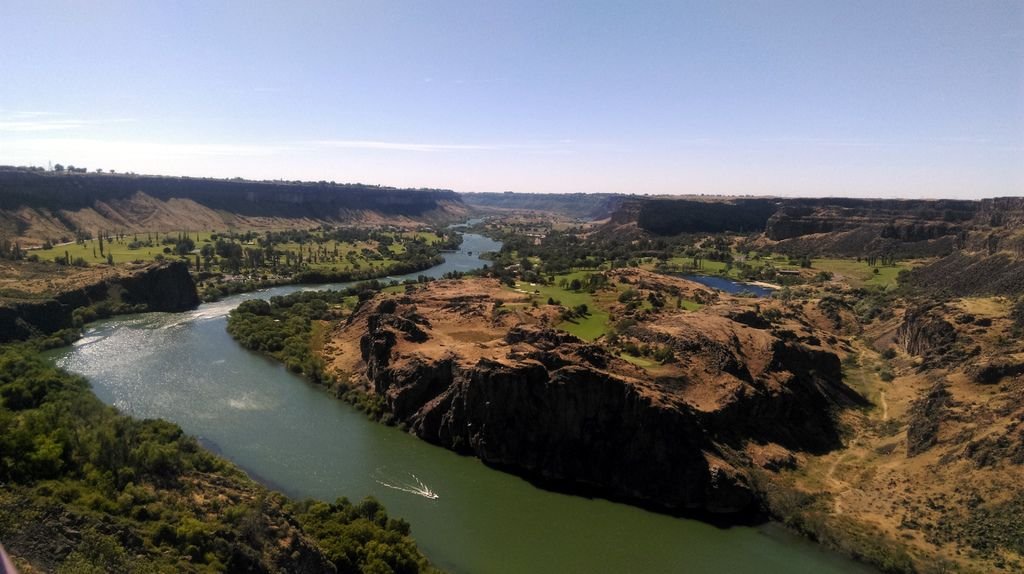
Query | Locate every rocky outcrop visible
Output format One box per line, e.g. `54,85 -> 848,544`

896,307 -> 957,359
611,195 -> 1009,260
339,283 -> 859,517
360,319 -> 751,513
635,198 -> 778,235
906,382 -> 951,457
903,251 -> 1024,297
462,192 -> 624,219
968,360 -> 1024,385
763,199 -> 975,241
0,261 -> 199,341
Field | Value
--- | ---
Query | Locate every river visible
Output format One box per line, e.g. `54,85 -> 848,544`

45,233 -> 871,574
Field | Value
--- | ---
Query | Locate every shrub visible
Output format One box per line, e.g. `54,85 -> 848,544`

618,289 -> 639,303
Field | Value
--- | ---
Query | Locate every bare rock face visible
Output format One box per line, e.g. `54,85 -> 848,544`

361,318 -> 746,512
0,261 -> 199,341
337,280 -> 858,517
896,307 -> 957,359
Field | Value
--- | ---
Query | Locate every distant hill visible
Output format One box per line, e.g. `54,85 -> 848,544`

609,195 -> 1024,295
461,191 -> 624,219
0,168 -> 466,245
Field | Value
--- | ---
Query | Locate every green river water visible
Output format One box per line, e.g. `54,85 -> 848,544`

46,234 -> 874,573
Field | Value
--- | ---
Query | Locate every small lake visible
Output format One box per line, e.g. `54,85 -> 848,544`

45,233 -> 870,574
682,275 -> 776,298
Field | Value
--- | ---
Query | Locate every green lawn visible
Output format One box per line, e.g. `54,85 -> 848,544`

33,231 -> 218,265
678,299 -> 704,311
511,271 -> 610,340
799,258 -> 907,289
643,256 -> 756,279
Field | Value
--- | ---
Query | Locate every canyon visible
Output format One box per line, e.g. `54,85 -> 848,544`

317,274 -> 863,516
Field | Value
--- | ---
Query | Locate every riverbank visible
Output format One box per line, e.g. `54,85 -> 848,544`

0,233 -> 505,572
52,298 -> 872,574
0,341 -> 438,573
195,253 -> 443,302
46,236 -> 876,573
0,260 -> 199,342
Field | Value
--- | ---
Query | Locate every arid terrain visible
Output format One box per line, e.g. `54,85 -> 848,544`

3,177 -> 1023,572
299,266 -> 1024,572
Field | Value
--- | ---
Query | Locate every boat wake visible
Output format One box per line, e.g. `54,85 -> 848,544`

372,467 -> 439,500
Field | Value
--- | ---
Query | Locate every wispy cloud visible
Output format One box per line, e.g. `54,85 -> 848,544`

0,111 -> 133,132
0,119 -> 93,132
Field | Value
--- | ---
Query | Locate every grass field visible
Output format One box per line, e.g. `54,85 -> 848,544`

619,352 -> 660,368
645,253 -> 910,290
806,258 -> 908,289
678,299 -> 704,311
32,231 -> 215,265
30,230 -> 439,273
511,271 -> 610,340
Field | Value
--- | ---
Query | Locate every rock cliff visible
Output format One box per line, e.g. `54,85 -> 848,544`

604,194 -> 1024,295
895,306 -> 958,360
0,261 -> 199,341
0,168 -> 465,245
324,278 -> 859,516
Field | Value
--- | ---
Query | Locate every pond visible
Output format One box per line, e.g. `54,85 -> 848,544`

682,275 -> 776,298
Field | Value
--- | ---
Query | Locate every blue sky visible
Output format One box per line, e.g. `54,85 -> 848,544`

1,1 -> 1021,197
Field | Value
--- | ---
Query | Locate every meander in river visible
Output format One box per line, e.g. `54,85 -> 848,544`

47,234 -> 874,573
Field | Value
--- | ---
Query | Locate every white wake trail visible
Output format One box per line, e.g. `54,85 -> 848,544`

372,468 -> 439,499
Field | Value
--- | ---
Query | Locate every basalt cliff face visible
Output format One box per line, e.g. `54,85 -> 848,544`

0,261 -> 199,341
611,195 -> 1024,295
322,277 -> 858,516
0,169 -> 466,245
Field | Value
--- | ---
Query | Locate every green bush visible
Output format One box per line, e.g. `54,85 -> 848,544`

0,342 -> 436,572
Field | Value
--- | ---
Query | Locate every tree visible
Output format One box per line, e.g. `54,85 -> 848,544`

200,243 -> 215,270
618,289 -> 639,303
778,286 -> 794,307
175,237 -> 195,256
53,163 -> 64,172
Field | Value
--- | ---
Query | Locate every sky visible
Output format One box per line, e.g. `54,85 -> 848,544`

1,1 -> 1022,198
